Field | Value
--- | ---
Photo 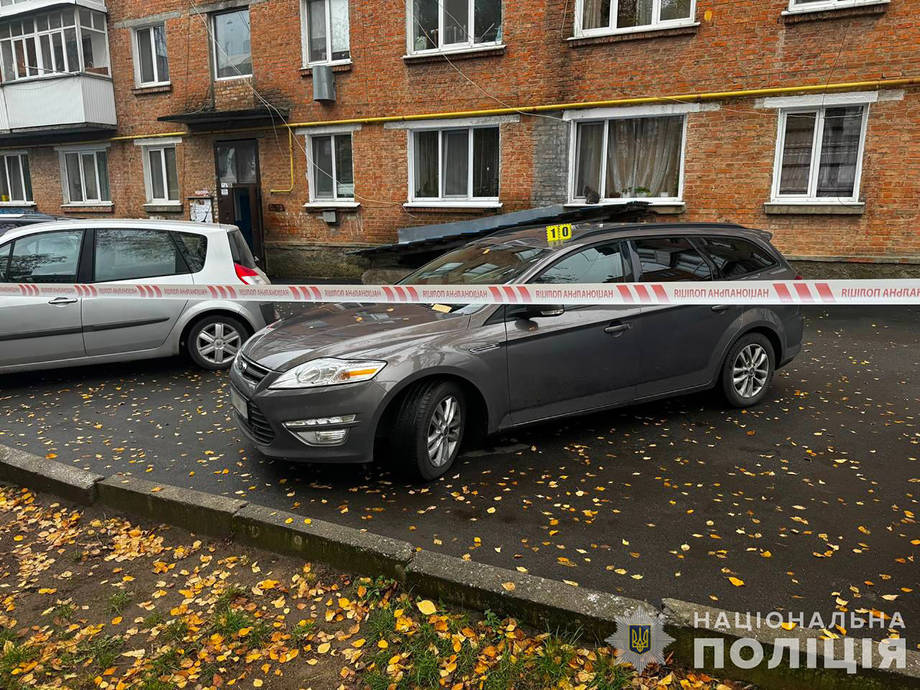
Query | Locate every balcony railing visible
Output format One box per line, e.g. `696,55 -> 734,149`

0,72 -> 115,133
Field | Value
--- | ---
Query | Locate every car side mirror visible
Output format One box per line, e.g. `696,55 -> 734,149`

520,304 -> 565,319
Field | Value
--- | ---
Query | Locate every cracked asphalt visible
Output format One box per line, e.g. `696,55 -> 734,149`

1,306 -> 917,645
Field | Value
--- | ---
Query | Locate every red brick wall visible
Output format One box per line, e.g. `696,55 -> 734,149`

16,0 -> 920,264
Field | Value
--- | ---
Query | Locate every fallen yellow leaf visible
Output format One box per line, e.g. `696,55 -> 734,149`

417,600 -> 437,616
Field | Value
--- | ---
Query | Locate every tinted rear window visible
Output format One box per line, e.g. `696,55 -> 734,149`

174,232 -> 208,273
228,229 -> 256,269
698,237 -> 776,278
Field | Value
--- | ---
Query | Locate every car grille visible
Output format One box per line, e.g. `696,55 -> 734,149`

237,355 -> 272,388
246,401 -> 275,445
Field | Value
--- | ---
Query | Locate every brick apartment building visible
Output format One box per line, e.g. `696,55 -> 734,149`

0,0 -> 917,277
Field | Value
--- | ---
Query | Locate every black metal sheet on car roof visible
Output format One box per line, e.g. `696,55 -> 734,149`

351,202 -> 651,260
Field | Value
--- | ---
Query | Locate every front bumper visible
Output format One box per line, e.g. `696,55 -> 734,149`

229,363 -> 386,463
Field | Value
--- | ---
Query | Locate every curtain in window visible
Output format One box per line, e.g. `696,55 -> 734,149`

616,0 -> 653,28
581,0 -> 609,30
605,116 -> 682,198
816,106 -> 862,197
575,122 -> 604,199
778,112 -> 815,195
330,0 -> 350,60
442,129 -> 469,196
414,131 -> 439,198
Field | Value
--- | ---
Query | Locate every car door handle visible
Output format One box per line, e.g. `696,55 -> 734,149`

604,323 -> 630,336
48,297 -> 78,305
711,304 -> 730,313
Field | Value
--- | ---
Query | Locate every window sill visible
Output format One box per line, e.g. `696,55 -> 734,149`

300,61 -> 353,78
569,22 -> 699,46
782,1 -> 888,22
764,201 -> 865,215
404,201 -> 503,211
144,202 -> 184,213
403,44 -> 506,64
0,201 -> 36,207
61,203 -> 114,214
303,200 -> 360,210
133,83 -> 172,95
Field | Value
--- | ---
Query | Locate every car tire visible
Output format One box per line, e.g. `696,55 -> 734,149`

186,315 -> 249,371
392,380 -> 466,482
720,332 -> 775,408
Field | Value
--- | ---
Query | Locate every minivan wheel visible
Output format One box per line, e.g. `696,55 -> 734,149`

392,380 -> 466,481
186,315 -> 249,370
720,333 -> 775,408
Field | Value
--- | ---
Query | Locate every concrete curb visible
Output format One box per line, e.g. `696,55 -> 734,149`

405,548 -> 657,638
232,503 -> 414,581
664,599 -> 920,689
1,443 -> 918,689
0,445 -> 102,505
97,473 -> 247,538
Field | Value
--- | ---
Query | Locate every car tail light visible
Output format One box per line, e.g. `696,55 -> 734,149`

234,263 -> 265,285
794,275 -> 804,281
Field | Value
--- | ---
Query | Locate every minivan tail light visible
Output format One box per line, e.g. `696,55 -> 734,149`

794,275 -> 804,281
234,262 -> 265,285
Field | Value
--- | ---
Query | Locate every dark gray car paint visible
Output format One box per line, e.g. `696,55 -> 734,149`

233,223 -> 803,463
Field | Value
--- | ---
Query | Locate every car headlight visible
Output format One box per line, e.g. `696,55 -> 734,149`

269,358 -> 387,389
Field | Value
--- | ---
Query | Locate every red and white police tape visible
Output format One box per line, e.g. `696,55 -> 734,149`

3,280 -> 920,306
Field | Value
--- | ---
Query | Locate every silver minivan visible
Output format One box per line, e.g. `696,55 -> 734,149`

0,219 -> 274,373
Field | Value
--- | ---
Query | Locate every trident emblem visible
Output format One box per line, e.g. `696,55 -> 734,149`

628,625 -> 651,654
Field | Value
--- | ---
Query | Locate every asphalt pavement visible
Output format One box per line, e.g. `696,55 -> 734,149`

1,306 -> 917,645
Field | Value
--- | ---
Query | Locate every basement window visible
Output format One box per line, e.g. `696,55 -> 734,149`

410,126 -> 500,204
0,153 -> 32,204
574,0 -> 696,37
302,0 -> 350,65
409,0 -> 502,54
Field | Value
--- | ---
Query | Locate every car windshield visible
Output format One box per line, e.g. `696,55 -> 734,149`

400,240 -> 552,286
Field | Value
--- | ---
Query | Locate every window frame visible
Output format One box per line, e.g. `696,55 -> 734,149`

407,125 -> 501,205
573,0 -> 697,38
132,22 -> 169,87
58,145 -> 111,206
300,0 -> 350,67
0,151 -> 33,205
770,104 -> 869,204
141,143 -> 180,204
406,0 -> 504,56
0,8 -> 110,83
566,113 -> 688,205
211,7 -> 252,81
786,0 -> 887,13
305,131 -> 355,204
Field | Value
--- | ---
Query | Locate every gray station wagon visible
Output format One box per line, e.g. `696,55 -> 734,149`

230,222 -> 803,481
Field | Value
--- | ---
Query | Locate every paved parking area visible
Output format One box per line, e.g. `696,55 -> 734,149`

2,306 -> 918,644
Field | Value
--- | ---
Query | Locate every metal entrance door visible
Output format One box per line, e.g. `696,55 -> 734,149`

215,140 -> 265,264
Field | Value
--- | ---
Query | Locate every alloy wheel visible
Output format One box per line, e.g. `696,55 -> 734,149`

196,322 -> 242,365
732,343 -> 769,399
426,395 -> 462,467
